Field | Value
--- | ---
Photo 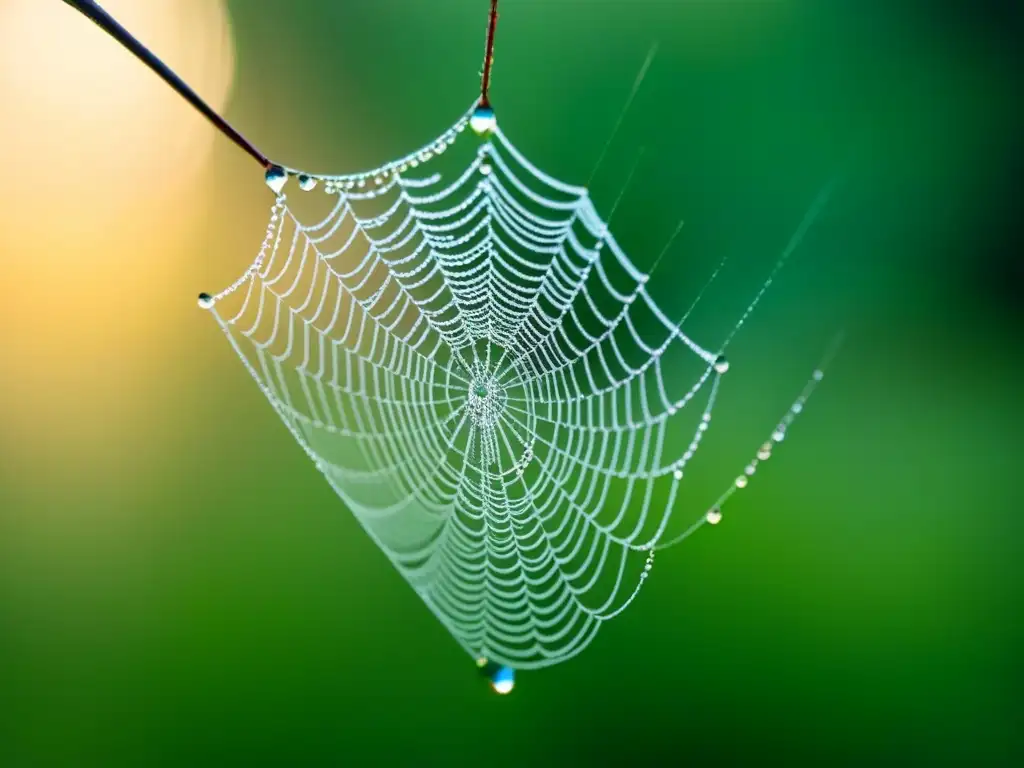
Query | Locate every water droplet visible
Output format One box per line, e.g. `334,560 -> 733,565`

489,665 -> 514,695
706,508 -> 723,525
757,442 -> 773,461
264,165 -> 287,194
772,428 -> 786,442
744,464 -> 756,476
357,178 -> 366,188
197,292 -> 215,310
297,174 -> 317,192
673,469 -> 683,480
713,354 -> 730,374
480,163 -> 492,176
476,656 -> 488,668
735,476 -> 748,489
470,105 -> 497,136
813,369 -> 824,381
792,402 -> 804,414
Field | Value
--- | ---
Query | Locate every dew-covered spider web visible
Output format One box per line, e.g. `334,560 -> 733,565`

200,102 -> 833,673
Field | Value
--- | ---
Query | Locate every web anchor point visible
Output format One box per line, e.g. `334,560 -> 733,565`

470,103 -> 497,137
265,165 -> 288,194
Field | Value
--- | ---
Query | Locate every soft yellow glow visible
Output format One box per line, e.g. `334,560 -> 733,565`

0,0 -> 235,243
0,0 -> 236,483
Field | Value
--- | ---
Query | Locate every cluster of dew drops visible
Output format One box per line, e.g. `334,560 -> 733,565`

263,106 -> 499,197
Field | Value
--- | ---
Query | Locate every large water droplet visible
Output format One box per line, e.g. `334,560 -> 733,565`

470,105 -> 497,136
197,292 -> 215,310
713,354 -> 730,374
489,665 -> 514,695
297,174 -> 317,192
265,165 -> 288,194
706,508 -> 723,525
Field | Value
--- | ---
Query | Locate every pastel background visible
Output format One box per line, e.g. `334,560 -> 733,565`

0,0 -> 1020,764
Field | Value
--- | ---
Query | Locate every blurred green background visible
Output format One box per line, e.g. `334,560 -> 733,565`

0,0 -> 1021,764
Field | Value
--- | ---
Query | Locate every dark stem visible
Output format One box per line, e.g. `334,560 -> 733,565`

479,0 -> 500,108
62,0 -> 273,170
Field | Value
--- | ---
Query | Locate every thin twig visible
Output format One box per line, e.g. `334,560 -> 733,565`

63,0 -> 273,169
479,0 -> 500,108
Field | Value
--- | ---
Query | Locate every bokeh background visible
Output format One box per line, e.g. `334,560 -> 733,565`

1,0 -> 1021,764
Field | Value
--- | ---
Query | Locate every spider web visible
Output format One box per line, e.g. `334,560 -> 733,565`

201,103 -> 831,670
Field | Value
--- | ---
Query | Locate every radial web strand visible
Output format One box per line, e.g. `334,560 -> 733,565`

201,104 -> 831,670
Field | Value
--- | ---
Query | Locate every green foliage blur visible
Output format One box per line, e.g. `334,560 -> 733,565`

1,0 -> 1020,764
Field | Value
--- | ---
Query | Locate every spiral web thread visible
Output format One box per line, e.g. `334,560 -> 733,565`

202,104 -> 831,670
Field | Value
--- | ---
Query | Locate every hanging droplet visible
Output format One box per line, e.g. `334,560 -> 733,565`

757,442 -> 773,461
479,162 -> 493,176
713,354 -> 730,374
735,475 -> 748,489
476,656 -> 488,668
264,165 -> 288,194
772,427 -> 786,442
673,468 -> 683,480
297,174 -> 317,192
470,104 -> 497,136
197,292 -> 215,310
489,665 -> 515,694
706,508 -> 723,525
